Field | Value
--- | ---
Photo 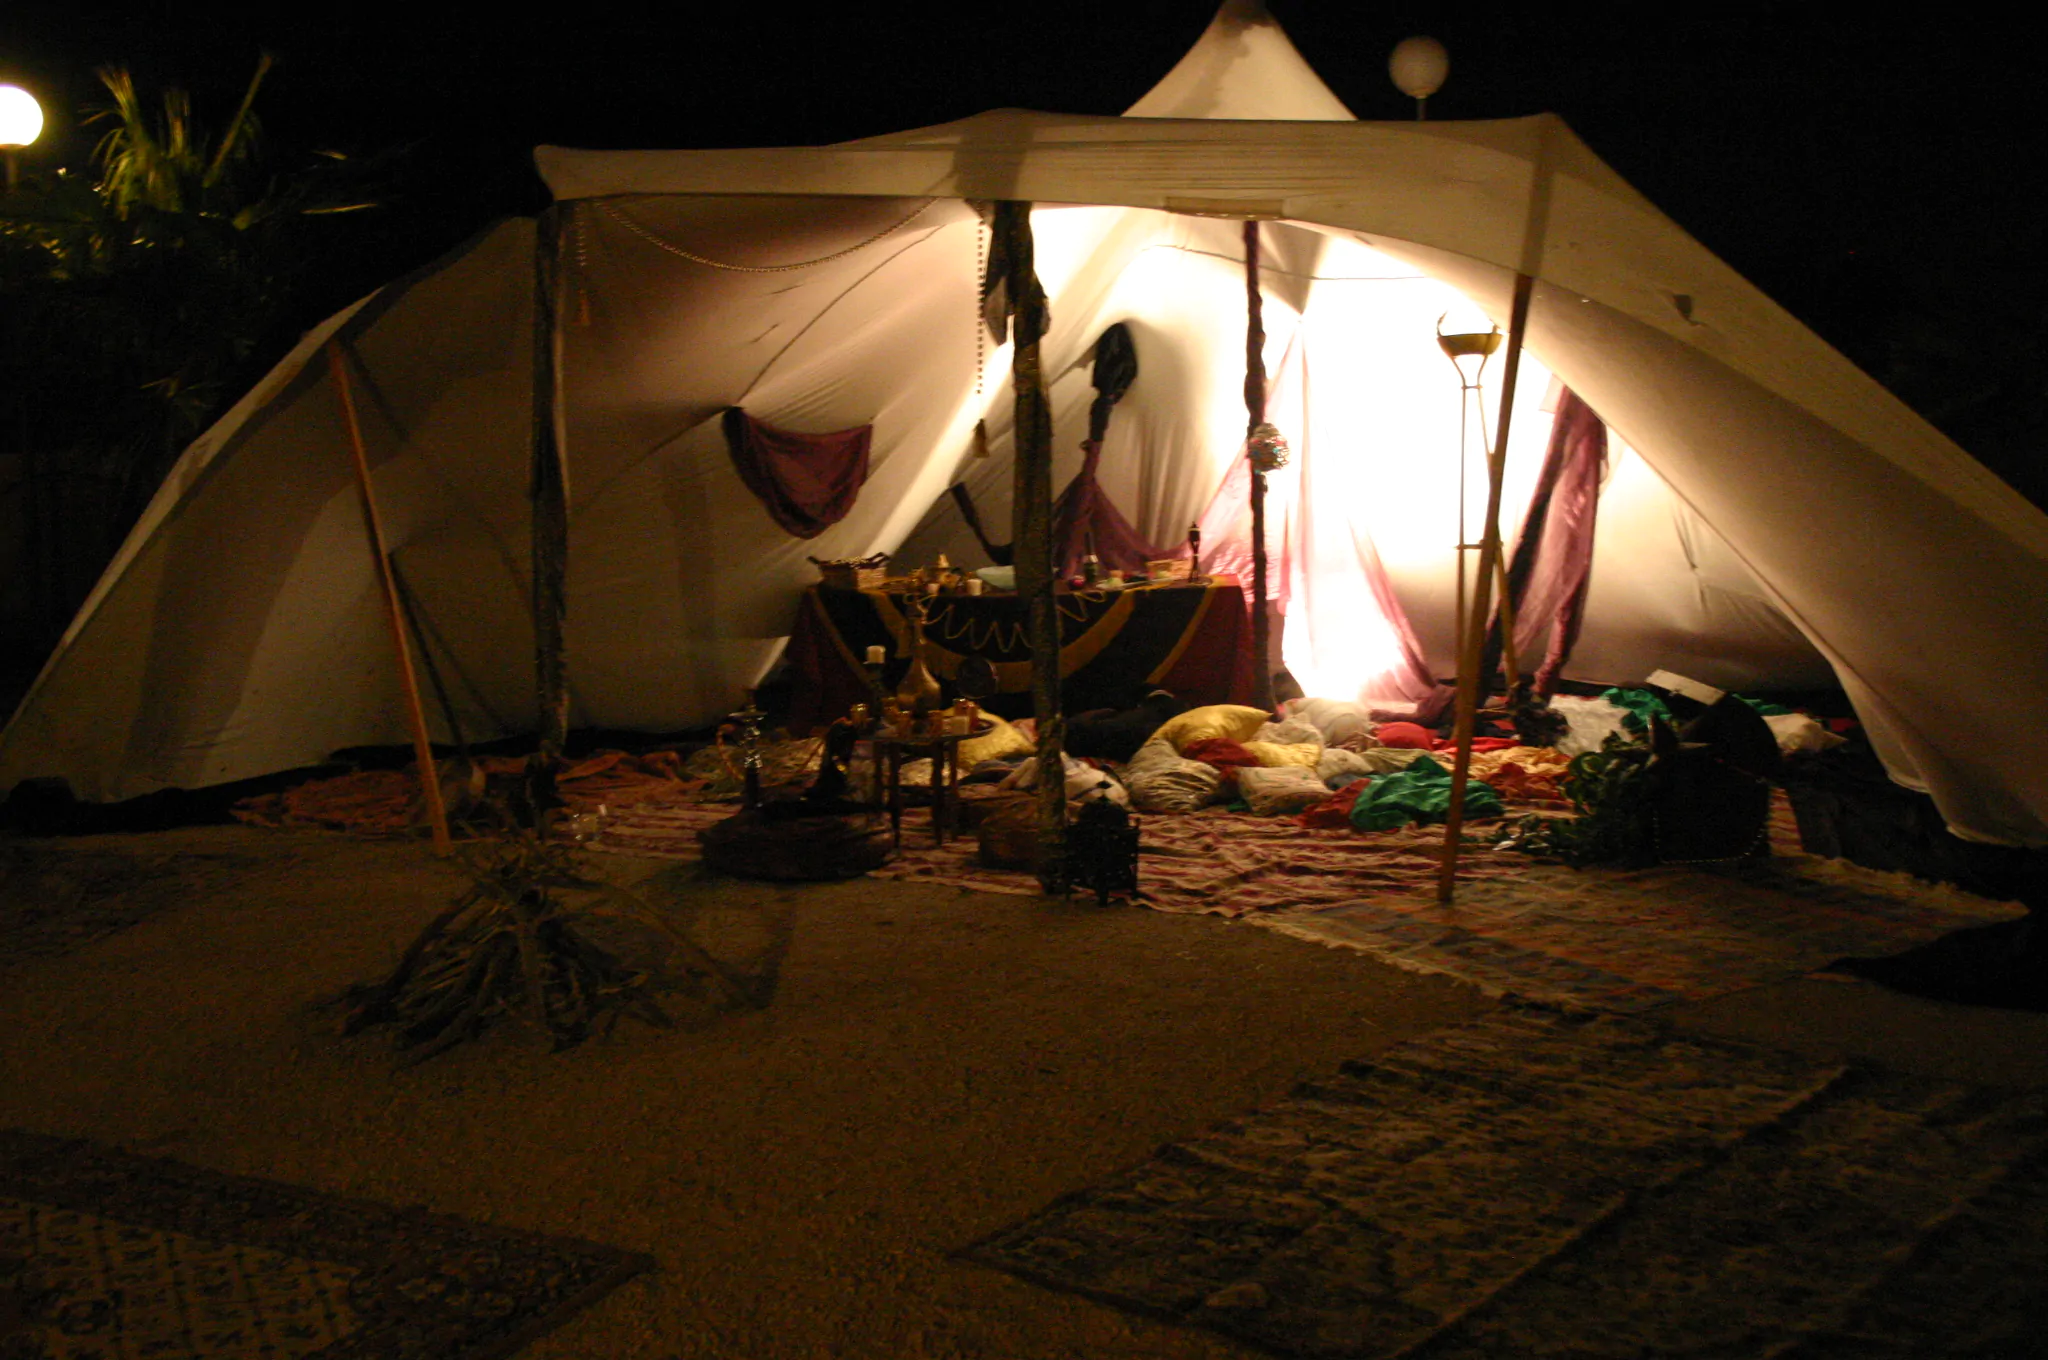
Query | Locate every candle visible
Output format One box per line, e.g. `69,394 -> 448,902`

865,644 -> 887,665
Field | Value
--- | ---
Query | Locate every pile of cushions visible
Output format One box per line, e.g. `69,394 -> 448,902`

1125,705 -> 1339,815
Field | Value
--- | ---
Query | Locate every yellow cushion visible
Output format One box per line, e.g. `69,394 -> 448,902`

1241,740 -> 1322,768
958,715 -> 1036,766
1153,704 -> 1271,753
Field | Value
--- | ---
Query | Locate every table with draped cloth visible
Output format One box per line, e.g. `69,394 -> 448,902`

783,578 -> 1255,734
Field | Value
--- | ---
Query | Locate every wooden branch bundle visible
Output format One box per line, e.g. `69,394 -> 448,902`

336,836 -> 755,1062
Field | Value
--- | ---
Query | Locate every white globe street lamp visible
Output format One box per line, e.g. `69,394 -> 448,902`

0,84 -> 45,190
1389,36 -> 1449,121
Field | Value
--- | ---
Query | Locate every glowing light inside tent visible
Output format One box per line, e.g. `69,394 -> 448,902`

1274,233 -> 1555,702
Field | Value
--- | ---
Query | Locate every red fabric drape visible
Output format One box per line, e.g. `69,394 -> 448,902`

1489,387 -> 1607,693
722,406 -> 873,539
1052,440 -> 1159,577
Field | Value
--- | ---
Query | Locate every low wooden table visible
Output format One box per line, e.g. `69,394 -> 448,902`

873,721 -> 992,849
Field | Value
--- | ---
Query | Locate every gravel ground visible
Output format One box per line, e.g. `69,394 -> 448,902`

8,827 -> 2047,1358
0,825 -> 1490,1359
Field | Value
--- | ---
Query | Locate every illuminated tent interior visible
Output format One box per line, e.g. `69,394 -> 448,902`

3,0 -> 2045,848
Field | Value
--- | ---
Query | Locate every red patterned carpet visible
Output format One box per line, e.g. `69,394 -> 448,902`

583,793 -> 2023,1014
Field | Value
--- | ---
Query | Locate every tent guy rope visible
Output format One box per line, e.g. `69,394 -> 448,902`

596,198 -> 936,273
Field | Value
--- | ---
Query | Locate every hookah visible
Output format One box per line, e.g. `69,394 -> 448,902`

727,696 -> 767,809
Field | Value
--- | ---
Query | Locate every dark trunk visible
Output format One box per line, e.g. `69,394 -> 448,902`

1244,221 -> 1272,711
996,201 -> 1065,892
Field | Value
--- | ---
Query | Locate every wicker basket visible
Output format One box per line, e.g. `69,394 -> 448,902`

1146,558 -> 1192,583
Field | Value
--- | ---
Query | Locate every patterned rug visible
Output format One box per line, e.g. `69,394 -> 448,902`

0,1131 -> 649,1360
583,803 -> 1525,913
1252,851 -> 2027,1013
964,1005 -> 2048,1359
586,798 -> 2022,1013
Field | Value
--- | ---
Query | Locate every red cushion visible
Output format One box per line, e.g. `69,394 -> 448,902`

1181,737 -> 1262,769
1374,722 -> 1435,750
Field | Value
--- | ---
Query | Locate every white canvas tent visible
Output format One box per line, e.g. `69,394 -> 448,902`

5,1 -> 2046,847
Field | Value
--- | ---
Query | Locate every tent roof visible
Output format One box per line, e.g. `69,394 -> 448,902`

1121,0 -> 1355,121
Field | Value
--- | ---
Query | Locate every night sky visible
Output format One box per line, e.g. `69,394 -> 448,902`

5,3 -> 2043,501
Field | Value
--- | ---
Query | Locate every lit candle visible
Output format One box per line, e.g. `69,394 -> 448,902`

865,645 -> 887,665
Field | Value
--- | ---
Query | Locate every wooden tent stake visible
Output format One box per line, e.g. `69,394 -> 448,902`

996,201 -> 1066,891
1437,273 -> 1535,901
1244,220 -> 1273,711
326,340 -> 452,855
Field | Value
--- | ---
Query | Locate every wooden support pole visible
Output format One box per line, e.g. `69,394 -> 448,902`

1244,220 -> 1273,712
1438,272 -> 1535,902
997,201 -> 1066,892
529,207 -> 570,823
327,340 -> 452,855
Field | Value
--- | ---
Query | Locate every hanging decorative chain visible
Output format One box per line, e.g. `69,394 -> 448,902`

1247,421 -> 1291,472
596,198 -> 936,273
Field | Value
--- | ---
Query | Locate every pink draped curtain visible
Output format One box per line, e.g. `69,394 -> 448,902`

1183,331 -> 1438,706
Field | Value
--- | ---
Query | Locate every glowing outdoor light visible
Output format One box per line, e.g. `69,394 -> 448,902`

0,84 -> 44,190
1389,36 -> 1449,120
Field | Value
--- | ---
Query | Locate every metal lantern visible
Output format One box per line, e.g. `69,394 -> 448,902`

1067,781 -> 1141,906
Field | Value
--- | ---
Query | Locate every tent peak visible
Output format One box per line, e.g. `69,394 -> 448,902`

1124,0 -> 1354,122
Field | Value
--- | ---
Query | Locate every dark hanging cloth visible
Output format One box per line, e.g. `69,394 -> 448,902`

949,323 -> 1157,574
721,406 -> 873,539
1086,323 -> 1138,442
950,482 -> 1012,566
1483,387 -> 1608,694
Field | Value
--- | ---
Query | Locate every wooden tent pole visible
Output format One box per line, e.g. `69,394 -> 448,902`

529,207 -> 570,825
326,340 -> 452,855
997,201 -> 1065,892
1244,220 -> 1273,711
1437,272 -> 1535,901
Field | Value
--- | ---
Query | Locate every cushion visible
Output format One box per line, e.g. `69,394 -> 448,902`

1317,746 -> 1378,786
1374,721 -> 1436,750
698,809 -> 892,879
1124,740 -> 1225,813
1765,711 -> 1846,755
1252,718 -> 1324,749
1238,765 -> 1332,817
1363,747 -> 1437,775
1241,740 -> 1322,768
1282,697 -> 1377,747
1181,737 -> 1264,770
958,714 -> 1036,765
1152,704 -> 1272,753
999,753 -> 1129,806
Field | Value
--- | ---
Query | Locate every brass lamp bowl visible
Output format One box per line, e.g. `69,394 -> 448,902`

1436,319 -> 1504,360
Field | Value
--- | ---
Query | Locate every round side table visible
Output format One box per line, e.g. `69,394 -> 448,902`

872,720 -> 994,848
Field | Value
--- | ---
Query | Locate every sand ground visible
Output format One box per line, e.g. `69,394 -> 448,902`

5,825 -> 2048,1358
